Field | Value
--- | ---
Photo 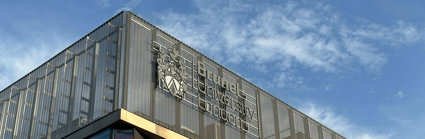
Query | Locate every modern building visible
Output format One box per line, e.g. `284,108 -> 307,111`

0,11 -> 345,139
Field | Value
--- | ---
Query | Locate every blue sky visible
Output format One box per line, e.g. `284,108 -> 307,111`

1,0 -> 424,138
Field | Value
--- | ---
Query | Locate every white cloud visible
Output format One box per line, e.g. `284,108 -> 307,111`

349,20 -> 422,46
99,0 -> 110,8
322,84 -> 333,91
154,0 -> 425,90
158,0 -> 349,72
395,91 -> 405,98
115,0 -> 141,13
342,38 -> 387,72
300,103 -> 393,139
0,30 -> 65,90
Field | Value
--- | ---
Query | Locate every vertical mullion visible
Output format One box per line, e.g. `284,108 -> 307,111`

47,66 -> 59,138
117,12 -> 128,111
256,90 -> 262,139
0,100 -> 5,137
304,116 -> 310,139
175,43 -> 182,133
318,125 -> 324,139
150,28 -> 157,121
12,89 -> 25,138
114,25 -> 122,110
238,80 -> 245,139
1,89 -> 11,136
101,26 -> 109,116
288,108 -> 296,139
67,56 -> 78,132
19,75 -> 34,136
273,99 -> 281,139
88,42 -> 99,121
30,77 -> 43,137
8,88 -> 19,137
218,68 -> 226,139
122,11 -> 131,111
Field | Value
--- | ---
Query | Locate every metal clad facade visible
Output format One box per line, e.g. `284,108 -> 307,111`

0,13 -> 123,138
124,12 -> 344,139
0,11 -> 345,139
125,18 -> 153,117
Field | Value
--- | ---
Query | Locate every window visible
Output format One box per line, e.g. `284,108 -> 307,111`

277,103 -> 291,138
308,119 -> 319,139
293,112 -> 305,139
89,128 -> 111,139
260,93 -> 276,139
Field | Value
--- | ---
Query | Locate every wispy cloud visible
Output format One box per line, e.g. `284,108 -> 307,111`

115,0 -> 141,13
99,0 -> 110,8
349,20 -> 423,46
342,38 -> 387,73
395,91 -> 405,98
300,103 -> 393,139
155,0 -> 424,90
0,30 -> 65,90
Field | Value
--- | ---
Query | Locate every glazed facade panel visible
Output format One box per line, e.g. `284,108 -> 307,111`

277,102 -> 291,139
0,13 -> 123,138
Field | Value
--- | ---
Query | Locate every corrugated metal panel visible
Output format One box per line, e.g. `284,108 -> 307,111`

309,119 -> 320,139
259,93 -> 276,139
125,18 -> 153,116
277,102 -> 291,138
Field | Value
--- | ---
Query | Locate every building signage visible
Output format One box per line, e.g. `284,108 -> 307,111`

155,46 -> 257,134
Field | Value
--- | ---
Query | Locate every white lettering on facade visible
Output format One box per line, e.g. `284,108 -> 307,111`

156,46 -> 256,133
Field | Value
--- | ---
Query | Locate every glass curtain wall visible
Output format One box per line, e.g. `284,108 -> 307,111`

0,13 -> 123,139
